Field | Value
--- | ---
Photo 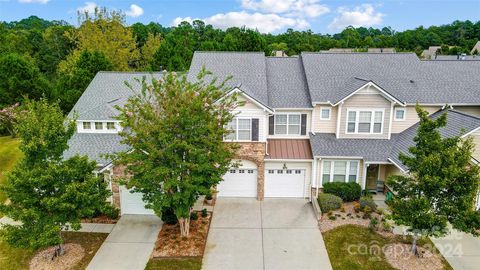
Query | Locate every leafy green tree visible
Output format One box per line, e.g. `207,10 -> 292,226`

140,33 -> 162,70
387,105 -> 480,254
114,70 -> 239,237
55,50 -> 113,112
0,99 -> 112,255
0,53 -> 50,107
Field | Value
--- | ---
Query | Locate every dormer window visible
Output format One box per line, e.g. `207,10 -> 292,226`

83,122 -> 91,130
95,122 -> 103,130
107,122 -> 116,130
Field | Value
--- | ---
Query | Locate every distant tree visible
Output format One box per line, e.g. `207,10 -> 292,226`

387,105 -> 480,255
0,53 -> 50,107
0,99 -> 112,256
114,69 -> 239,237
140,33 -> 162,70
268,42 -> 289,55
0,103 -> 20,137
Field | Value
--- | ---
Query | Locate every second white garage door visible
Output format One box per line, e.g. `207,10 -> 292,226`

217,168 -> 257,197
265,169 -> 305,198
119,186 -> 155,215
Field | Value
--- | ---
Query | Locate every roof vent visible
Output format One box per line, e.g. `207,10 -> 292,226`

409,80 -> 414,83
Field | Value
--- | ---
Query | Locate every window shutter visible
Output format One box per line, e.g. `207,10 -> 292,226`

251,118 -> 259,141
301,114 -> 307,135
268,115 -> 274,135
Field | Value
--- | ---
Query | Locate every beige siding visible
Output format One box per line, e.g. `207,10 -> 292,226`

232,95 -> 269,142
265,161 -> 312,198
384,164 -> 404,179
391,106 -> 441,133
339,93 -> 391,139
313,105 -> 337,133
469,129 -> 480,162
267,109 -> 312,139
454,106 -> 480,118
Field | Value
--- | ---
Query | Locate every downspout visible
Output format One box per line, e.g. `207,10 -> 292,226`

316,157 -> 321,196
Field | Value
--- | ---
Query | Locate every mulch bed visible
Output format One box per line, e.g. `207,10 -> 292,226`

29,243 -> 84,270
152,211 -> 212,258
81,215 -> 118,224
384,243 -> 444,270
319,202 -> 386,233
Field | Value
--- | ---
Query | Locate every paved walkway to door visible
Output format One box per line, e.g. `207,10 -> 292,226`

87,215 -> 162,270
202,198 -> 332,270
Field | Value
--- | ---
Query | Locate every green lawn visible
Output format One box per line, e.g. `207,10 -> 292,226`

145,258 -> 202,270
0,136 -> 22,205
0,232 -> 107,270
323,225 -> 452,270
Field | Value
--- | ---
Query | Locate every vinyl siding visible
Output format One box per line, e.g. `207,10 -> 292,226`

470,129 -> 480,162
313,105 -> 337,133
391,106 -> 441,133
384,164 -> 404,179
339,93 -> 391,139
231,95 -> 269,142
265,161 -> 312,198
454,106 -> 480,118
267,110 -> 311,139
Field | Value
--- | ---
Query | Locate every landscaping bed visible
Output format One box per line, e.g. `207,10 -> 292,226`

81,214 -> 118,224
145,258 -> 202,270
152,210 -> 212,257
0,231 -> 107,270
323,224 -> 452,270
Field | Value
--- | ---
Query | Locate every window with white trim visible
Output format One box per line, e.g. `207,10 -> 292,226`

346,109 -> 383,134
106,122 -> 116,130
95,122 -> 103,130
394,107 -> 406,121
322,160 -> 359,184
320,107 -> 331,120
83,122 -> 91,130
225,118 -> 251,141
274,114 -> 301,135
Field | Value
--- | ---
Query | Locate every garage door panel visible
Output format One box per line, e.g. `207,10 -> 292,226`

265,169 -> 305,198
120,186 -> 155,215
217,169 -> 257,197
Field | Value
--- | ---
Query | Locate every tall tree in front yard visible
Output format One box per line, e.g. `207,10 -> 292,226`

0,99 -> 111,256
387,105 -> 480,254
114,69 -> 239,237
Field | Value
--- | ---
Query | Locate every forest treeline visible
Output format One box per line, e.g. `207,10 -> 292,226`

0,8 -> 479,118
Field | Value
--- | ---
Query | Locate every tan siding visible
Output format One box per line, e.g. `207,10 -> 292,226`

313,105 -> 337,133
339,93 -> 391,139
232,95 -> 268,142
384,164 -> 404,179
454,106 -> 480,118
470,130 -> 480,162
391,106 -> 441,133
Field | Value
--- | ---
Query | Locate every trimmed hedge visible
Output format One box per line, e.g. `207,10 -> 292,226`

318,193 -> 342,213
360,196 -> 377,212
323,182 -> 362,202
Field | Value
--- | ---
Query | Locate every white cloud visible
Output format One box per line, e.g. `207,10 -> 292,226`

18,0 -> 49,3
172,11 -> 309,33
241,0 -> 329,18
125,4 -> 144,18
77,2 -> 97,14
328,4 -> 384,30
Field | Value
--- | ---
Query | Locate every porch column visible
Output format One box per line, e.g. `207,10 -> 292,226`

361,162 -> 368,190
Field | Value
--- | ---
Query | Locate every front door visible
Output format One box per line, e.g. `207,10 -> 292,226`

366,164 -> 379,190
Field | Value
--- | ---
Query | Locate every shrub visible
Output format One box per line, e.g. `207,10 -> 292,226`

328,215 -> 337,220
190,212 -> 198,221
161,207 -> 178,225
363,206 -> 372,219
353,201 -> 361,213
323,182 -> 362,202
318,193 -> 342,213
102,205 -> 120,219
201,208 -> 208,217
205,192 -> 213,200
360,196 -> 377,212
382,221 -> 392,232
369,217 -> 378,231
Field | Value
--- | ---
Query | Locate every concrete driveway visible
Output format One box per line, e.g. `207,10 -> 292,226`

87,215 -> 162,270
203,198 -> 332,270
432,229 -> 480,270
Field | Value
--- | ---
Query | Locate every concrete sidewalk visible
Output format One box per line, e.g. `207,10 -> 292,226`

87,215 -> 162,270
0,216 -> 115,233
432,229 -> 480,270
202,198 -> 332,270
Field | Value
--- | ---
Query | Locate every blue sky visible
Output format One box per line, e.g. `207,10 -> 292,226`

0,0 -> 479,34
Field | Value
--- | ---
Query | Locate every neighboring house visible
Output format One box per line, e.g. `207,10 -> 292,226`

429,54 -> 480,61
471,41 -> 480,55
64,52 -> 480,215
422,46 -> 442,59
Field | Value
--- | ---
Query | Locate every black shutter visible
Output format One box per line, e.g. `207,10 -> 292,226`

251,118 -> 259,141
268,115 -> 275,135
301,114 -> 307,135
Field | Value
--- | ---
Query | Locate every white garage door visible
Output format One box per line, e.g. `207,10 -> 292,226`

217,168 -> 257,197
119,186 -> 155,215
265,169 -> 305,198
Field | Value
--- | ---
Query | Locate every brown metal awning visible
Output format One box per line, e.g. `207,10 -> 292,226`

266,139 -> 313,160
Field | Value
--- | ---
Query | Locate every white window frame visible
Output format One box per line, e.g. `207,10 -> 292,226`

394,107 -> 406,121
83,121 -> 91,130
345,109 -> 385,134
321,160 -> 360,184
106,122 -> 116,130
274,113 -> 301,135
95,122 -> 104,130
225,117 -> 252,142
319,107 -> 331,120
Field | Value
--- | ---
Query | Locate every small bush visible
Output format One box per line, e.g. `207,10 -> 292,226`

205,192 -> 213,200
353,201 -> 361,213
382,221 -> 392,232
102,205 -> 120,219
360,196 -> 377,212
340,206 -> 346,212
323,182 -> 362,202
318,193 -> 342,213
190,212 -> 198,220
161,207 -> 178,225
369,217 -> 378,231
363,206 -> 372,219
328,215 -> 337,220
201,208 -> 208,217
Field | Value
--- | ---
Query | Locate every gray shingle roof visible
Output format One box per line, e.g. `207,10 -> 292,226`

310,109 -> 480,169
187,51 -> 269,106
301,52 -> 480,105
63,133 -> 130,166
69,71 -> 162,120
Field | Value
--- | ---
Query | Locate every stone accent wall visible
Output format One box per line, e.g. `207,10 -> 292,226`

109,164 -> 128,209
231,142 -> 267,200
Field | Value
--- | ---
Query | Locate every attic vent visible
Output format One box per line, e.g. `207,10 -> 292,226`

107,98 -> 121,104
409,80 -> 414,83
